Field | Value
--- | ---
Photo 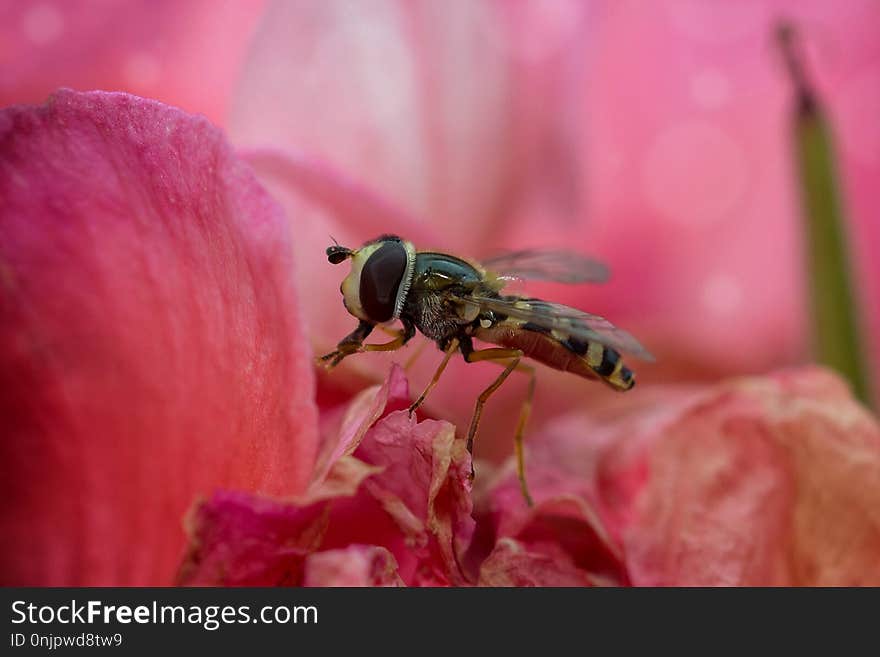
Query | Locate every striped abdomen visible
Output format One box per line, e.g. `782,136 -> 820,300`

473,320 -> 635,391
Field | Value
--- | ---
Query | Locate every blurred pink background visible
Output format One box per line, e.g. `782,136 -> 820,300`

3,0 -> 878,413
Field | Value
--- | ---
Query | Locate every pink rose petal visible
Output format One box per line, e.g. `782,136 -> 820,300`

0,0 -> 265,124
231,0 -> 590,247
354,410 -> 475,585
620,368 -> 880,586
303,545 -> 404,587
478,538 -> 593,587
479,472 -> 628,586
178,491 -> 328,587
310,363 -> 410,487
179,365 -> 474,586
508,367 -> 880,586
240,149 -> 439,248
0,90 -> 317,585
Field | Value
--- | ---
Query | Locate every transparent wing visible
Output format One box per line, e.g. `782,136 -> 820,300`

460,293 -> 654,361
481,249 -> 610,285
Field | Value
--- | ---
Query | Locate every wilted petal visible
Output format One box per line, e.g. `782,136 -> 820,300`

303,545 -> 404,587
620,368 -> 880,586
178,454 -> 387,587
178,492 -> 329,587
179,365 -> 473,586
354,410 -> 475,585
0,90 -> 317,585
480,472 -> 627,586
310,363 -> 410,487
306,456 -> 385,505
515,367 -> 880,586
478,538 -> 592,587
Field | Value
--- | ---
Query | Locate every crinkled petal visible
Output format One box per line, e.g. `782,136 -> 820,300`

310,364 -> 410,487
0,90 -> 318,585
479,474 -> 627,586
178,453 -> 386,586
478,538 -> 593,587
619,368 -> 880,586
303,545 -> 404,587
178,365 -> 474,586
353,411 -> 475,585
178,492 -> 329,587
510,367 -> 880,586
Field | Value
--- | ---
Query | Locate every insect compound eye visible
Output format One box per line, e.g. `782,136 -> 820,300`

359,240 -> 408,322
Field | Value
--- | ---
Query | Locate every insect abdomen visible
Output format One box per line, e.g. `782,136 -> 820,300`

474,320 -> 635,391
572,336 -> 635,391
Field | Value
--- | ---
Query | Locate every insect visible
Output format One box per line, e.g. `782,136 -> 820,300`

319,234 -> 652,505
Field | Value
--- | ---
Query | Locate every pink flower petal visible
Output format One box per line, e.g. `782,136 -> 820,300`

478,538 -> 593,587
230,0 -> 590,247
303,545 -> 404,587
178,455 -> 384,586
353,410 -> 475,585
179,365 -> 474,586
310,363 -> 410,487
479,471 -> 628,586
620,368 -> 880,586
0,1 -> 264,125
240,149 -> 438,247
178,491 -> 328,587
514,367 -> 880,586
0,90 -> 317,585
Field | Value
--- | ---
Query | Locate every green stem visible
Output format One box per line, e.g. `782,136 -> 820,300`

778,22 -> 872,405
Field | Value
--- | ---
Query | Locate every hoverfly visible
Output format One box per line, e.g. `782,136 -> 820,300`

319,235 -> 652,505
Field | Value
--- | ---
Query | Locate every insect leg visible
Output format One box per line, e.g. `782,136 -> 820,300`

317,320 -> 374,369
361,317 -> 416,352
463,349 -> 523,457
408,338 -> 460,417
319,319 -> 415,369
360,331 -> 407,352
512,362 -> 536,506
464,347 -> 536,505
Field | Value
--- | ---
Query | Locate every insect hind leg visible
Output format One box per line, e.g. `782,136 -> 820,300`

512,361 -> 536,506
464,347 -> 536,506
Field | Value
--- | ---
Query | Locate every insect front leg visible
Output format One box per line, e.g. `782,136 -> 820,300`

361,317 -> 415,353
318,318 -> 416,370
317,320 -> 374,369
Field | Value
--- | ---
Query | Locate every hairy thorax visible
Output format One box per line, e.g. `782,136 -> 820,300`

403,291 -> 467,342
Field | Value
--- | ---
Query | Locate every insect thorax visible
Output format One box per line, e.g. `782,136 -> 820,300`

401,288 -> 467,341
402,252 -> 486,342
